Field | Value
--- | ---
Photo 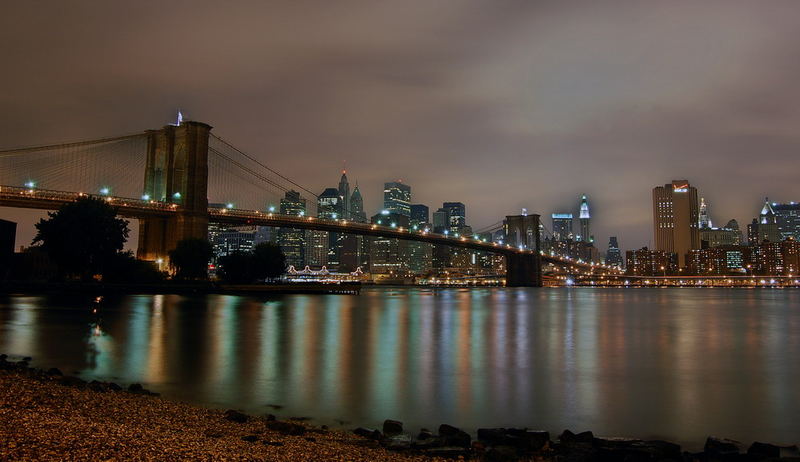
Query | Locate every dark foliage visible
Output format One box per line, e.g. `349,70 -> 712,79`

103,251 -> 166,283
33,197 -> 129,280
169,238 -> 213,280
217,242 -> 286,284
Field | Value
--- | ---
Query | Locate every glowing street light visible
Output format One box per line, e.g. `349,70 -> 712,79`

24,180 -> 36,189
226,203 -> 234,209
99,187 -> 110,196
141,194 -> 151,201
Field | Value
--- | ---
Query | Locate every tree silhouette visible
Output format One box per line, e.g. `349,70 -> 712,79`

169,238 -> 213,280
33,197 -> 129,280
252,242 -> 286,281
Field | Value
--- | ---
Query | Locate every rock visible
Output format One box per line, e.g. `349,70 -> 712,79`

353,427 -> 382,440
128,383 -> 144,393
88,380 -> 108,392
705,436 -> 743,457
382,434 -> 412,451
412,437 -> 444,450
241,435 -> 259,443
266,420 -> 306,436
478,428 -> 509,446
304,437 -> 316,442
559,429 -> 594,445
594,438 -> 682,461
108,382 -> 122,391
382,419 -> 403,436
265,414 -> 276,421
422,446 -> 470,457
223,409 -> 249,423
484,445 -> 520,462
417,428 -> 434,440
438,423 -> 471,448
748,442 -> 800,459
58,376 -> 87,388
506,429 -> 550,452
46,367 -> 63,376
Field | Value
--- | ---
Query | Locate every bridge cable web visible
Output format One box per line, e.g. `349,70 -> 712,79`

0,134 -> 149,200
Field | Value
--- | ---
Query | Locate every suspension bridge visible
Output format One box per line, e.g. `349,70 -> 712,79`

0,120 -> 618,286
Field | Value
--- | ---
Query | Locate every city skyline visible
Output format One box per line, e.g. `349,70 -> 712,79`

3,1 -> 800,251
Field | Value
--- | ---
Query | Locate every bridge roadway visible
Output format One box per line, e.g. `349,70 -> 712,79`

0,185 -> 618,273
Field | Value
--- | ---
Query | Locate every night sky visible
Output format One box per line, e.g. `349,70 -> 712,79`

2,1 -> 800,251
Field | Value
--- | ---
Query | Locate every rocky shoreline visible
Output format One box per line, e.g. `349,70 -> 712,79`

2,355 -> 799,461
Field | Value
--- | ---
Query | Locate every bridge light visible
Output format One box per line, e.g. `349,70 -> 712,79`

268,205 -> 275,212
444,230 -> 449,235
173,192 -> 182,199
141,194 -> 151,201
332,213 -> 338,219
390,223 -> 397,228
24,180 -> 36,189
299,211 -> 305,217
226,203 -> 234,209
381,210 -> 390,215
100,187 -> 110,196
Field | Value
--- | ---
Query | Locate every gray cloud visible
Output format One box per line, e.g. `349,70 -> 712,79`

2,0 -> 800,251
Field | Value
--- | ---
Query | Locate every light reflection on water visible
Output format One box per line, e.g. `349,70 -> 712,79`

1,288 -> 799,449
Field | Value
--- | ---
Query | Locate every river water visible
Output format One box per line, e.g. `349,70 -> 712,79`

1,288 -> 799,449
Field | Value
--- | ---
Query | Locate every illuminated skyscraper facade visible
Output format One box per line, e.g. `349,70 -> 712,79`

653,180 -> 700,267
552,213 -> 573,241
383,181 -> 411,216
578,194 -> 591,242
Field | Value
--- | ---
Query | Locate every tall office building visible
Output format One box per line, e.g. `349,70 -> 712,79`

410,204 -> 429,227
552,213 -> 573,241
432,208 -> 449,233
653,180 -> 700,267
277,190 -> 306,268
369,211 -> 410,276
578,194 -> 591,242
338,170 -> 350,219
773,201 -> 800,240
699,197 -> 712,228
442,202 -> 466,233
350,185 -> 367,223
383,181 -> 411,216
605,236 -> 623,267
318,187 -> 341,268
748,198 -> 781,245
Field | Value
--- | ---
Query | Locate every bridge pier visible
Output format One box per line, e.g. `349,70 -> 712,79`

505,253 -> 543,287
137,121 -> 211,262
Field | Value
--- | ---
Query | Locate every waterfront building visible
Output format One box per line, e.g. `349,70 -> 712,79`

551,213 -> 573,241
578,194 -> 592,243
686,246 -> 751,275
605,236 -> 623,267
772,201 -> 800,240
369,211 -> 410,276
276,190 -> 306,268
752,238 -> 800,276
383,181 -> 411,217
653,180 -> 700,268
625,247 -> 678,276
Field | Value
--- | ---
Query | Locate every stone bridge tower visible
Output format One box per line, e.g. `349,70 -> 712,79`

137,121 -> 211,262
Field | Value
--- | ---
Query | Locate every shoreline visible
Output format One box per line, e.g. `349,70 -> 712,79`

0,281 -> 361,296
2,357 -> 799,461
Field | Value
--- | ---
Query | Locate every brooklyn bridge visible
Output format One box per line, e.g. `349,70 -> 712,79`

0,120 -> 619,286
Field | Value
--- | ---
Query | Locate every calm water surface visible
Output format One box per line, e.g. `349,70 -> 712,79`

1,288 -> 799,449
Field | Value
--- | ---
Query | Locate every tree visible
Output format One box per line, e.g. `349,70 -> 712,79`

33,197 -> 129,280
216,251 -> 254,284
252,242 -> 286,281
168,238 -> 213,280
104,251 -> 166,283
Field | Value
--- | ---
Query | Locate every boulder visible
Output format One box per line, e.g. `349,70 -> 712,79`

506,429 -> 550,452
747,442 -> 800,459
382,434 -> 412,451
108,382 -> 122,391
128,383 -> 144,393
88,380 -> 108,392
417,428 -> 435,440
353,427 -> 382,440
382,419 -> 403,436
478,428 -> 509,446
705,437 -> 743,457
438,424 -> 471,448
560,429 -> 594,445
484,445 -> 520,462
223,409 -> 249,423
47,367 -> 63,376
266,420 -> 306,436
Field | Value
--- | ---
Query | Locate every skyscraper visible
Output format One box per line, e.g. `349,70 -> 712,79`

349,185 -> 367,223
410,204 -> 429,227
383,181 -> 411,216
338,170 -> 350,219
578,194 -> 591,242
605,236 -> 623,267
699,197 -> 711,228
653,180 -> 700,267
551,213 -> 573,241
277,190 -> 306,268
748,198 -> 781,245
442,202 -> 466,233
318,187 -> 341,268
773,201 -> 800,240
432,208 -> 449,233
